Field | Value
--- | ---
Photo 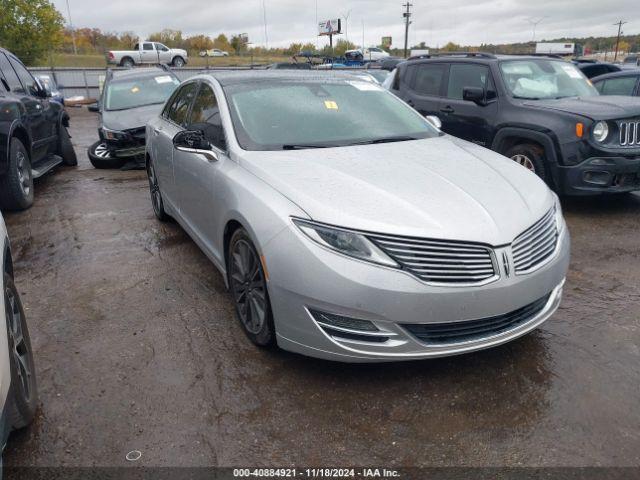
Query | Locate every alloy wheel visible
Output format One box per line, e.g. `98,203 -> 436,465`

5,285 -> 33,403
229,240 -> 267,335
147,161 -> 162,216
94,143 -> 112,159
511,154 -> 536,173
16,151 -> 32,197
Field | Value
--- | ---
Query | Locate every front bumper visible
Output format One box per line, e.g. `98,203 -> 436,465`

263,223 -> 570,363
100,131 -> 146,158
559,155 -> 640,195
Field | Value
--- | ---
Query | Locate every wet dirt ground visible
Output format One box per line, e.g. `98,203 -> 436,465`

2,107 -> 640,468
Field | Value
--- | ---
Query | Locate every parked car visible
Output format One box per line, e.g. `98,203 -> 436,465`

386,53 -> 640,195
145,71 -> 569,362
106,41 -> 188,68
621,54 -> 639,69
0,47 -> 77,211
35,74 -> 64,105
199,49 -> 229,57
0,213 -> 38,450
266,62 -> 312,70
592,70 -> 640,97
346,48 -> 390,62
572,60 -> 621,79
87,66 -> 180,169
377,57 -> 404,71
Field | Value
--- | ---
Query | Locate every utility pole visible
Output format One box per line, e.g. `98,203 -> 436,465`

402,2 -> 412,58
613,20 -> 627,61
65,0 -> 77,55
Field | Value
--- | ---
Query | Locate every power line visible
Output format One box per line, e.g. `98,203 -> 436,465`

613,20 -> 627,62
402,2 -> 412,58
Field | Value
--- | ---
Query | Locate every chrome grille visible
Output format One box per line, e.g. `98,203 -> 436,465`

512,208 -> 558,274
619,120 -> 640,146
368,234 -> 496,285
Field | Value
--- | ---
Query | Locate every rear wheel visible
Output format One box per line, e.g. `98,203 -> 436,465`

4,273 -> 38,430
228,229 -> 276,347
505,143 -> 548,182
120,57 -> 134,68
88,141 -> 125,169
0,138 -> 34,211
58,125 -> 77,166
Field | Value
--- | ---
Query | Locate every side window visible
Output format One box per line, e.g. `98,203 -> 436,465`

594,80 -> 605,93
412,64 -> 447,96
155,43 -> 169,52
8,56 -> 39,96
189,83 -> 226,150
0,53 -> 23,93
143,43 -> 154,51
600,77 -> 637,96
447,64 -> 490,100
164,82 -> 198,127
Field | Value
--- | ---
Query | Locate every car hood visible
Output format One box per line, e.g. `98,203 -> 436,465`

239,136 -> 554,245
101,104 -> 164,131
523,95 -> 640,120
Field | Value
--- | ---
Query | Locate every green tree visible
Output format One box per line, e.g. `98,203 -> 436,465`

213,34 -> 232,53
333,39 -> 357,56
0,0 -> 65,64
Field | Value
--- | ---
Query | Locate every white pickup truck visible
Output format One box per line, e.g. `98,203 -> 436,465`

106,41 -> 188,68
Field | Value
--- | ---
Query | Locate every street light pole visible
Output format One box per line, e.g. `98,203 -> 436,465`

65,0 -> 78,55
402,2 -> 412,58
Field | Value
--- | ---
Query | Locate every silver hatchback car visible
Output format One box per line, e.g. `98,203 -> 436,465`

145,71 -> 570,363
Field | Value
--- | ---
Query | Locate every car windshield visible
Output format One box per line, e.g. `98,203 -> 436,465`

105,74 -> 180,111
500,59 -> 598,99
224,79 -> 440,151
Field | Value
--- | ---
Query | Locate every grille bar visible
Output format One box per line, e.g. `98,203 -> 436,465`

403,293 -> 551,345
512,208 -> 558,274
619,120 -> 640,146
368,234 -> 496,285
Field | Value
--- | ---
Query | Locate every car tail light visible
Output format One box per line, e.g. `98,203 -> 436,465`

108,52 -> 114,59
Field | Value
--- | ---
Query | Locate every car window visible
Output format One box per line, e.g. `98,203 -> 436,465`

8,55 -> 39,96
447,64 -> 490,100
155,43 -> 169,52
412,64 -> 447,96
164,82 -> 198,127
104,74 -> 179,110
0,53 -> 23,93
143,43 -> 154,51
189,83 -> 226,150
599,77 -> 638,96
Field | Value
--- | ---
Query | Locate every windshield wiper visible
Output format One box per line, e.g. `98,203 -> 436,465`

344,136 -> 419,146
512,95 -> 541,100
282,144 -> 331,150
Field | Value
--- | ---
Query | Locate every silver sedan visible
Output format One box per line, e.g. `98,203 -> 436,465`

145,71 -> 570,363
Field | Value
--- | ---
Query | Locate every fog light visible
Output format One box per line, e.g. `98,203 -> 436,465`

583,170 -> 611,186
309,309 -> 379,332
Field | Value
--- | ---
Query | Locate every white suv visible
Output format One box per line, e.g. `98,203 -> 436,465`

0,214 -> 37,453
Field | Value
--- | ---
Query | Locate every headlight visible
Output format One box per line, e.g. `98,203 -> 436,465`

293,218 -> 398,267
592,121 -> 609,143
102,127 -> 127,140
553,193 -> 565,233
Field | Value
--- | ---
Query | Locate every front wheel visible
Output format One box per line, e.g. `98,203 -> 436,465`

58,125 -> 77,166
88,141 -> 125,169
172,56 -> 185,68
505,143 -> 548,182
228,229 -> 276,347
4,273 -> 38,430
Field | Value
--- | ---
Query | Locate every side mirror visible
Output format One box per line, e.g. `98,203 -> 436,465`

173,130 -> 218,162
463,86 -> 486,105
88,103 -> 100,112
425,115 -> 442,130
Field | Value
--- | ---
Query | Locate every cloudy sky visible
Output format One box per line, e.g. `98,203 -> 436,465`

52,0 -> 638,49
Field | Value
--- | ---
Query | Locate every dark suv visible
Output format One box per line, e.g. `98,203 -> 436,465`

0,47 -> 76,210
387,53 -> 640,195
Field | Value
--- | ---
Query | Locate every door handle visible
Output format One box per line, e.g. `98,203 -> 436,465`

440,106 -> 454,114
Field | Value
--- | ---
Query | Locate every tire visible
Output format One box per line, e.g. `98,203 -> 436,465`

58,125 -> 77,166
120,57 -> 134,68
146,158 -> 169,221
4,273 -> 38,430
0,138 -> 34,211
505,143 -> 549,182
87,141 -> 125,169
227,229 -> 276,347
172,56 -> 185,68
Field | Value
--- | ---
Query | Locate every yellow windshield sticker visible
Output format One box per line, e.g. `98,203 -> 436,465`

324,100 -> 338,110
131,86 -> 140,93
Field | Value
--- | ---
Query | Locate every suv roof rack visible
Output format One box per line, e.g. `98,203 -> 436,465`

408,52 -> 497,61
499,53 -> 564,59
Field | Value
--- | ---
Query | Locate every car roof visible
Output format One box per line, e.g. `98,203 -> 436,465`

591,69 -> 640,82
195,70 -> 368,86
109,66 -> 176,81
404,53 -> 565,65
